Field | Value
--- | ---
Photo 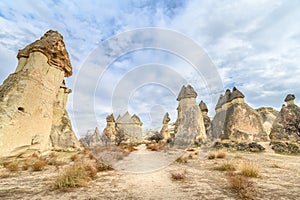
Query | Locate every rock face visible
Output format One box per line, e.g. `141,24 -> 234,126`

256,107 -> 279,136
116,112 -> 143,142
199,100 -> 211,135
160,112 -> 171,141
103,112 -> 143,143
0,30 -> 80,157
270,94 -> 300,142
80,127 -> 110,146
210,87 -> 266,142
173,85 -> 206,147
103,114 -> 117,142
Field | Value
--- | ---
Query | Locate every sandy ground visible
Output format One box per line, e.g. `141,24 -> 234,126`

0,145 -> 300,200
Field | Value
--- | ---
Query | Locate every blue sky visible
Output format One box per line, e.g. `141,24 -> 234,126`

1,0 -> 300,137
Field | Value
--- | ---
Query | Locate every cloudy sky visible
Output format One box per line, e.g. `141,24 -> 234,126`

1,0 -> 300,137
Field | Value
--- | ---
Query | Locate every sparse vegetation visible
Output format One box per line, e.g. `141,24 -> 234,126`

4,161 -> 19,172
216,150 -> 227,158
95,161 -> 113,172
214,161 -> 236,171
240,160 -> 260,178
226,172 -> 257,200
208,150 -> 227,159
31,159 -> 47,171
171,169 -> 187,181
176,155 -> 188,163
208,151 -> 216,159
53,161 -> 97,189
70,154 -> 79,161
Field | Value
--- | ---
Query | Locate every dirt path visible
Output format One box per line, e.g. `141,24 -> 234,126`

112,144 -> 182,173
0,148 -> 300,199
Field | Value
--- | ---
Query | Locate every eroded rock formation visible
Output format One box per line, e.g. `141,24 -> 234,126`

116,112 -> 143,142
173,85 -> 206,147
80,127 -> 110,146
210,87 -> 266,142
0,30 -> 80,157
270,94 -> 300,142
160,112 -> 171,141
103,114 -> 117,142
103,112 -> 143,143
256,107 -> 279,136
199,100 -> 211,135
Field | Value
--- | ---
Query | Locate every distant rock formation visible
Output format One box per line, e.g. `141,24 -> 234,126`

211,87 -> 266,142
0,30 -> 80,157
173,85 -> 206,147
160,112 -> 171,141
80,127 -> 110,146
199,100 -> 211,135
270,94 -> 300,142
116,112 -> 143,142
103,114 -> 117,142
256,107 -> 279,137
102,112 -> 143,143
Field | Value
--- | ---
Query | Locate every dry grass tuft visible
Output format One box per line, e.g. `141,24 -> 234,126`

214,161 -> 236,171
146,143 -> 160,151
70,154 -> 79,161
226,172 -> 257,200
96,161 -> 113,172
88,153 -> 95,160
208,151 -> 216,159
31,159 -> 47,171
216,150 -> 227,158
240,160 -> 260,178
4,162 -> 19,172
171,169 -> 187,181
54,161 -> 97,189
22,162 -> 30,170
176,155 -> 188,163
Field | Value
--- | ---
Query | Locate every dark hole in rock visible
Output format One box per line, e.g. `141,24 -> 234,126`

18,107 -> 25,112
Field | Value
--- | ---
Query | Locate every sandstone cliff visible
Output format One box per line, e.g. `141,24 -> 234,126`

270,94 -> 300,142
173,85 -> 206,147
0,30 -> 80,157
210,87 -> 267,142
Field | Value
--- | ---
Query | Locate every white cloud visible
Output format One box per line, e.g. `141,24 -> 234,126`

1,0 -> 300,137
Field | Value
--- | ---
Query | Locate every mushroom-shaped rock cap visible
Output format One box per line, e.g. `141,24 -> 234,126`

284,94 -> 295,102
199,100 -> 208,112
106,114 -> 115,122
177,85 -> 198,101
162,112 -> 171,124
17,30 -> 72,77
230,87 -> 245,101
